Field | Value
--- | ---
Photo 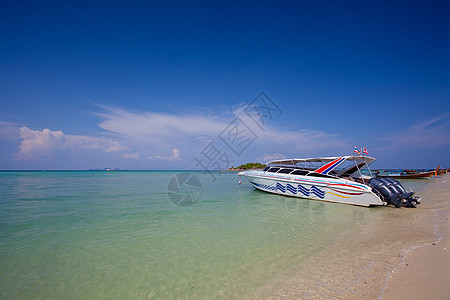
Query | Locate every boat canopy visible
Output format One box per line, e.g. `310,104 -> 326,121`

267,156 -> 376,176
268,156 -> 375,165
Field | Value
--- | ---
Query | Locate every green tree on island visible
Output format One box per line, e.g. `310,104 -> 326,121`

230,162 -> 266,170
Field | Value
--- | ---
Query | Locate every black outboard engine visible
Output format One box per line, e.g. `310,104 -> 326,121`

368,178 -> 421,208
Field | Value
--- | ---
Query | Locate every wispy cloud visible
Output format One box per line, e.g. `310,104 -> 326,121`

412,111 -> 450,131
232,105 -> 348,155
94,106 -> 227,143
380,111 -> 450,150
95,105 -> 349,162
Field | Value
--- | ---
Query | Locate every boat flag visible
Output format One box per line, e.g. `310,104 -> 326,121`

354,147 -> 360,155
363,147 -> 368,155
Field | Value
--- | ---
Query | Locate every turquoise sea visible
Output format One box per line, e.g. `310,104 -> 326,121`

0,171 -> 431,299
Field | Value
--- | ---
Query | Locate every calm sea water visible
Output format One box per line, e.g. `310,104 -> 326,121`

0,171 -> 430,299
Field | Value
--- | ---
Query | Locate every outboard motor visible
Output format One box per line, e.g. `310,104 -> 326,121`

368,178 -> 420,208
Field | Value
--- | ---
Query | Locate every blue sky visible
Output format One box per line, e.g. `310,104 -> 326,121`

1,0 -> 449,170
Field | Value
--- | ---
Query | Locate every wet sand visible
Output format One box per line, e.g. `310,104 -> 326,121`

250,174 -> 449,299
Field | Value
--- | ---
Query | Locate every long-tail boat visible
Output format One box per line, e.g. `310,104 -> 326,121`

375,166 -> 441,179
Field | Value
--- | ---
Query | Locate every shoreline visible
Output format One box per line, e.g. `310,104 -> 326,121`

382,176 -> 449,299
249,175 -> 449,299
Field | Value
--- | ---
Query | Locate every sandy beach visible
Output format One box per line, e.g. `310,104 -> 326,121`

250,174 -> 449,299
382,175 -> 450,299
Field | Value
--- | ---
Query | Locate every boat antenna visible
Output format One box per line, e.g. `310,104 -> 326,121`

363,157 -> 373,177
353,158 -> 366,184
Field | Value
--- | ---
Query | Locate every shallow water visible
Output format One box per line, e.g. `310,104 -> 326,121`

0,171 -> 433,299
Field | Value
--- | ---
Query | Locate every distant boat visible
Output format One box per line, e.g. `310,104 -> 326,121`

375,166 -> 440,179
436,169 -> 447,175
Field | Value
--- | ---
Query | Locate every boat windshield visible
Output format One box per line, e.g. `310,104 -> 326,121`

267,156 -> 375,179
335,160 -> 370,176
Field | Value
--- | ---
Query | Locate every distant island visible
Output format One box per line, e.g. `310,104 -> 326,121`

227,162 -> 266,171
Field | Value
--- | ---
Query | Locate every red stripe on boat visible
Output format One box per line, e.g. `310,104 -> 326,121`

314,157 -> 344,174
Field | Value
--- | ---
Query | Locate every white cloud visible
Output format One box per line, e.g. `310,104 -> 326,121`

16,127 -> 126,160
146,148 -> 182,161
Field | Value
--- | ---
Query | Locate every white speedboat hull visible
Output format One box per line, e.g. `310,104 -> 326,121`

239,171 -> 386,207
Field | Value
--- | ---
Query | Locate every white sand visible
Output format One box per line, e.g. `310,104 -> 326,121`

382,176 -> 450,299
249,175 -> 449,299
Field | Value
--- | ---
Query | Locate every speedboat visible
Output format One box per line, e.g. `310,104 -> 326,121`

238,156 -> 420,207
